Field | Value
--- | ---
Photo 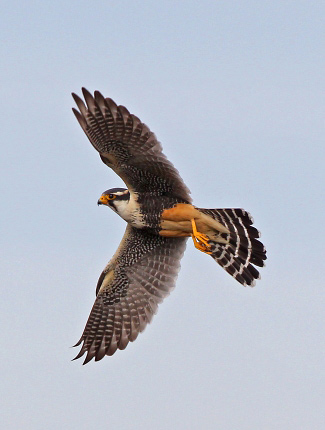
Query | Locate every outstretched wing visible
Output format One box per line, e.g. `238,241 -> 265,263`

73,226 -> 187,364
72,88 -> 191,202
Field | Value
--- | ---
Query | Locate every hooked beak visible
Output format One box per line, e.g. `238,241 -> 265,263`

97,195 -> 109,206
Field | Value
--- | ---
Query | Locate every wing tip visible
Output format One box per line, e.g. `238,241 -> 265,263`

82,87 -> 97,110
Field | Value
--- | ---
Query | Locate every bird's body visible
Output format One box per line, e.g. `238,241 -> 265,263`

72,88 -> 267,364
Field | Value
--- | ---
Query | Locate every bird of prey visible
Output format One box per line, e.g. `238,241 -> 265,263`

72,88 -> 266,364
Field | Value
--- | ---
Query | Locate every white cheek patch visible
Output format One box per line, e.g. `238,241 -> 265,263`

111,193 -> 146,228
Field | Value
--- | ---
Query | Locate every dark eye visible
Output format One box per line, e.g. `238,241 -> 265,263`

108,194 -> 115,200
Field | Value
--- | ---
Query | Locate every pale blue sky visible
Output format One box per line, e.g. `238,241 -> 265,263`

1,1 -> 325,429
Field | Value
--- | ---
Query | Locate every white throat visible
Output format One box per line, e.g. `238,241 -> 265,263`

112,192 -> 145,228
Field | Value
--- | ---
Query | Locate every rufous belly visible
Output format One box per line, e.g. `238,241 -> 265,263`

159,203 -> 229,238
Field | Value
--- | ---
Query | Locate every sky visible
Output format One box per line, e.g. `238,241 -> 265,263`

1,1 -> 325,429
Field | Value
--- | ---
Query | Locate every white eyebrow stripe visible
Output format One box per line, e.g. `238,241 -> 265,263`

115,190 -> 129,196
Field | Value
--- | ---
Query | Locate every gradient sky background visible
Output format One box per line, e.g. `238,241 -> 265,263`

1,1 -> 325,429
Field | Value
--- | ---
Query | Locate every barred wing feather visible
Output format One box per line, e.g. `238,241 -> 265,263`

74,226 -> 187,364
72,88 -> 191,202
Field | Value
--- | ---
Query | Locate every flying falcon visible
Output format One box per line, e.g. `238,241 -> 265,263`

72,88 -> 266,364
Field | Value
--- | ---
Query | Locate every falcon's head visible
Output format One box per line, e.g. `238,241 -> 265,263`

98,188 -> 130,209
98,187 -> 144,228
98,187 -> 133,222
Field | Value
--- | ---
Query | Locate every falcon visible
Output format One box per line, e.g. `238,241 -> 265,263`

72,88 -> 266,364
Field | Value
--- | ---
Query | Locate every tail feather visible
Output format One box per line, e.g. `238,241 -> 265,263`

198,208 -> 266,287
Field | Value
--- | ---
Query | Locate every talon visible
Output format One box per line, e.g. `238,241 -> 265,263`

191,234 -> 212,253
191,219 -> 212,254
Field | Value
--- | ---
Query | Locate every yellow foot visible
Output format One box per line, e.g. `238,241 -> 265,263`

191,219 -> 212,254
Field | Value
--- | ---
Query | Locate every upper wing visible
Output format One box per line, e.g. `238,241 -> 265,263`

73,225 -> 187,364
72,88 -> 191,202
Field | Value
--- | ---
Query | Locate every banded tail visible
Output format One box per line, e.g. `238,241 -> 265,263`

198,208 -> 266,287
